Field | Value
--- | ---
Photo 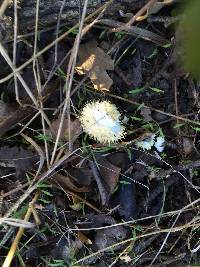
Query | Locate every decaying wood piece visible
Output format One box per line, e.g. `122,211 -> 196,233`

4,0 -> 147,33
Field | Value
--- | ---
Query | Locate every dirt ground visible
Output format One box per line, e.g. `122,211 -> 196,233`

0,0 -> 199,266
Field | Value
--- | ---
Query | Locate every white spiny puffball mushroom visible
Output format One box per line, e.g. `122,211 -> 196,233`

79,101 -> 125,143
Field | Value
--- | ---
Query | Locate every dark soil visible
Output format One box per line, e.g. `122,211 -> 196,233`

0,1 -> 199,267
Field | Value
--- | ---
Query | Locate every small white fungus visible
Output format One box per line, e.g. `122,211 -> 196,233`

136,134 -> 165,152
79,101 -> 125,144
154,136 -> 165,152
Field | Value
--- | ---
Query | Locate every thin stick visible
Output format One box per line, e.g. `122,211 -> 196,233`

112,0 -> 158,32
89,161 -> 109,206
32,0 -> 50,167
57,183 -> 102,213
2,191 -> 40,267
20,133 -> 44,179
0,43 -> 38,106
13,0 -> 21,105
50,0 -> 90,165
0,0 -> 10,18
104,91 -> 200,127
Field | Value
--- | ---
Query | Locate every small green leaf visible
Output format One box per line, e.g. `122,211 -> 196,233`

56,68 -> 66,77
192,127 -> 200,132
173,123 -> 185,129
36,134 -> 52,142
115,31 -> 124,39
42,190 -> 53,197
39,198 -> 51,204
149,87 -> 164,93
99,29 -> 107,39
129,87 -> 145,94
131,116 -> 142,121
162,43 -> 172,48
126,148 -> 132,161
136,103 -> 145,111
37,182 -> 52,188
49,262 -> 67,267
147,48 -> 158,59
158,127 -> 164,137
94,146 -> 115,153
141,122 -> 155,131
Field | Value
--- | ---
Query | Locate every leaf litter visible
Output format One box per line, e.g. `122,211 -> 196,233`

49,115 -> 82,142
0,100 -> 17,122
0,146 -> 38,173
1,1 -> 200,266
75,40 -> 114,91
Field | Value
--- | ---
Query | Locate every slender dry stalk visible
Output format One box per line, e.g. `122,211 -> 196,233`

0,0 -> 10,18
13,0 -> 21,104
32,0 -> 50,167
0,43 -> 38,106
20,133 -> 44,179
50,0 -> 112,165
103,91 -> 200,127
113,0 -> 158,32
2,191 -> 40,267
50,0 -> 90,165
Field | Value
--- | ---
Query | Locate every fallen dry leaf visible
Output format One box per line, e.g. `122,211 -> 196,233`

0,146 -> 38,172
0,100 -> 17,122
75,40 -> 114,91
77,230 -> 92,245
49,116 -> 82,142
140,107 -> 153,122
94,223 -> 127,251
181,137 -> 194,156
97,155 -> 121,193
67,167 -> 93,186
51,173 -> 90,193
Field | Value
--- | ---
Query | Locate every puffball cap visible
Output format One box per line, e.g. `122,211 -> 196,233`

79,101 -> 125,144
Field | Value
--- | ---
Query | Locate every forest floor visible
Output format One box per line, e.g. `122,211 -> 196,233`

0,0 -> 199,266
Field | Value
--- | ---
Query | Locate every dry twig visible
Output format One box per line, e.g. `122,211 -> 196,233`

2,191 -> 40,267
112,0 -> 158,32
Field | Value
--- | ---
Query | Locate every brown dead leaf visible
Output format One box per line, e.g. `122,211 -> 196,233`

0,100 -> 17,123
181,137 -> 194,156
140,107 -> 153,122
94,224 -> 127,251
75,40 -> 114,91
51,173 -> 90,193
97,155 -> 121,193
67,167 -> 93,186
0,146 -> 38,172
77,231 -> 92,245
49,116 -> 82,142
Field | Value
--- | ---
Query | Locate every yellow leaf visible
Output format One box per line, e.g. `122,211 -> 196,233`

76,40 -> 114,91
